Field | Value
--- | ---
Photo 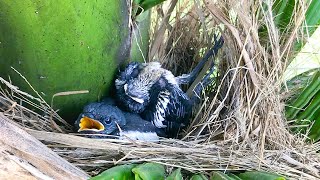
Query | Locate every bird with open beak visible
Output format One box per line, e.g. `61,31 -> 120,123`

74,99 -> 159,141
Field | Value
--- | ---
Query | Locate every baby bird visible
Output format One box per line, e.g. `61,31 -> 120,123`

74,99 -> 159,141
115,36 -> 224,138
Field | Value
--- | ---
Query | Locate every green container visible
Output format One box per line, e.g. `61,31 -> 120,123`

0,0 -> 148,121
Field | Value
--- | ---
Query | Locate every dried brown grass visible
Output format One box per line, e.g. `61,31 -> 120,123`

1,0 -> 320,179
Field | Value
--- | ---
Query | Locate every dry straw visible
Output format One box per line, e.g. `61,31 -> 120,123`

0,0 -> 319,179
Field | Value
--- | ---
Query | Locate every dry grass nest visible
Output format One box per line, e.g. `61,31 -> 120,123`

1,0 -> 320,179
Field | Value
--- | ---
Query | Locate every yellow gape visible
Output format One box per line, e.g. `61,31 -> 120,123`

78,117 -> 105,132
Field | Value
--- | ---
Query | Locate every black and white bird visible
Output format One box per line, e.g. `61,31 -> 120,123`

74,99 -> 159,141
115,36 -> 224,138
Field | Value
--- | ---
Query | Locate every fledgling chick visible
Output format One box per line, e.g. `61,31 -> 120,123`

115,111 -> 160,141
115,36 -> 224,138
74,99 -> 159,141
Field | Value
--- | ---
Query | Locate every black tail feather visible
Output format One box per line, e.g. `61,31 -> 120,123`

176,35 -> 224,85
190,35 -> 224,104
190,61 -> 217,104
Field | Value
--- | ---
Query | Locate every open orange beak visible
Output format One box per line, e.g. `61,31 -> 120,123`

78,116 -> 105,132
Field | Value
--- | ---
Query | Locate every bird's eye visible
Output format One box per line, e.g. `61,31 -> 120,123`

104,117 -> 112,125
131,68 -> 139,79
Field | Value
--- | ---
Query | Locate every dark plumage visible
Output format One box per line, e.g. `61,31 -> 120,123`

74,99 -> 159,141
115,36 -> 224,138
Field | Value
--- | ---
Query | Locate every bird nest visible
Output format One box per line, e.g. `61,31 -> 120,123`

1,0 -> 320,179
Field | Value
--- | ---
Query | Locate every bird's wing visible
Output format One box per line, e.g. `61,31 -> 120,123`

149,86 -> 192,137
164,86 -> 192,124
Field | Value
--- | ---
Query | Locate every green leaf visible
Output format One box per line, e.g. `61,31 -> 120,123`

290,90 -> 320,134
238,171 -> 286,180
296,91 -> 320,120
135,9 -> 151,22
284,68 -> 319,92
139,0 -> 167,12
273,0 -> 320,51
90,164 -> 137,180
210,171 -> 232,180
296,0 -> 320,50
273,0 -> 320,34
226,173 -> 243,180
286,70 -> 320,119
133,0 -> 167,16
191,173 -> 208,180
166,168 -> 183,180
309,110 -> 320,142
273,0 -> 296,31
304,0 -> 320,35
130,10 -> 151,62
132,162 -> 165,180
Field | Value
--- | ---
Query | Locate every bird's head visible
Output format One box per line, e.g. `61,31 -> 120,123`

115,62 -> 164,112
117,62 -> 147,104
75,102 -> 126,135
118,62 -> 142,81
